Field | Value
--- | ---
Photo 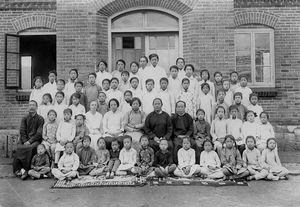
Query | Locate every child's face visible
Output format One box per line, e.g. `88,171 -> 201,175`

234,95 -> 242,104
111,80 -> 118,89
160,80 -> 168,91
110,101 -> 118,112
111,141 -> 119,151
99,62 -> 106,72
182,80 -> 190,90
121,73 -> 129,82
150,57 -> 158,67
69,71 -> 77,80
204,142 -> 213,152
131,100 -> 140,111
170,68 -> 178,78
140,137 -> 149,148
267,140 -> 276,150
225,138 -> 234,149
75,116 -> 84,126
177,59 -> 185,69
57,81 -> 65,91
223,81 -> 230,90
146,81 -> 154,91
159,140 -> 168,151
72,97 -> 80,105
37,145 -> 46,155
64,112 -> 72,121
117,61 -> 125,72
250,96 -> 258,105
217,108 -> 225,119
230,109 -> 238,118
217,91 -> 225,102
131,64 -> 139,74
201,71 -> 209,81
130,79 -> 139,89
124,92 -> 132,102
230,73 -> 238,83
55,94 -> 64,104
246,112 -> 255,122
246,138 -> 255,150
185,67 -> 193,77
43,95 -> 50,104
182,139 -> 191,150
48,73 -> 56,83
202,85 -> 210,94
83,139 -> 91,148
197,111 -> 205,120
123,138 -> 132,150
89,75 -> 96,84
260,113 -> 268,124
139,58 -> 147,68
214,74 -> 222,82
35,79 -> 43,89
102,81 -> 110,91
75,84 -> 83,92
240,77 -> 248,87
65,143 -> 74,154
90,101 -> 98,111
98,139 -> 106,149
98,93 -> 106,102
48,112 -> 57,122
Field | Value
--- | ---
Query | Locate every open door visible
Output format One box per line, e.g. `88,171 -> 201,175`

5,34 -> 21,89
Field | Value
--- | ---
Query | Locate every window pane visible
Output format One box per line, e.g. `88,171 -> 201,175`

21,56 -> 32,89
235,33 -> 250,51
149,36 -> 156,50
156,36 -> 169,50
6,70 -> 20,88
112,12 -> 143,29
7,53 -> 20,69
169,36 -> 175,49
135,37 -> 141,49
236,50 -> 251,66
122,37 -> 134,49
256,66 -> 271,83
147,12 -> 178,28
255,33 -> 271,67
7,35 -> 20,53
236,65 -> 252,82
255,33 -> 270,50
115,37 -> 122,49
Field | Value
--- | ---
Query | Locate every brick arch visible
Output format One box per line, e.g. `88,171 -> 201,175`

89,0 -> 197,16
234,11 -> 279,28
11,13 -> 56,33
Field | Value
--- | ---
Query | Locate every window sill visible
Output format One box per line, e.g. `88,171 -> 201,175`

251,87 -> 277,97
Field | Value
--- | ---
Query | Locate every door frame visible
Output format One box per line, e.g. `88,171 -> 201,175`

108,7 -> 183,72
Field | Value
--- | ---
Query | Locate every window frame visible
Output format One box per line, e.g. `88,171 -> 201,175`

234,28 -> 275,88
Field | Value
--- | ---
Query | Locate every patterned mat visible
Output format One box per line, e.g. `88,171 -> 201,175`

149,177 -> 248,187
52,175 -> 147,189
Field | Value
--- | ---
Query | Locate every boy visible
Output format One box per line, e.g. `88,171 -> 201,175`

223,79 -> 233,107
102,79 -> 111,94
55,108 -> 76,166
153,139 -> 176,178
129,77 -> 143,100
85,73 -> 102,110
232,92 -> 247,121
177,78 -> 196,119
116,136 -> 137,175
95,60 -> 112,86
52,142 -> 79,181
65,68 -> 79,104
97,91 -> 109,116
43,70 -> 57,100
247,93 -> 263,123
53,91 -> 67,123
226,105 -> 244,154
106,139 -> 121,179
235,75 -> 252,107
141,79 -> 158,116
69,93 -> 86,119
157,77 -> 175,116
77,136 -> 96,175
168,65 -> 181,97
106,77 -> 123,104
212,89 -> 229,119
229,71 -> 240,93
69,81 -> 88,110
119,70 -> 131,93
28,144 -> 51,179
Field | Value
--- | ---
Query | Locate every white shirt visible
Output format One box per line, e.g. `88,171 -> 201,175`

200,150 -> 221,168
168,77 -> 181,97
68,104 -> 86,119
129,87 -> 143,100
178,69 -> 186,81
257,122 -> 275,145
224,90 -> 233,107
142,65 -> 167,92
197,80 -> 215,99
106,89 -> 123,103
85,111 -> 103,134
96,70 -> 112,86
226,118 -> 243,145
119,148 -> 137,165
103,110 -> 124,134
30,87 -> 44,106
64,80 -> 76,104
37,104 -> 53,122
142,89 -> 158,116
235,86 -> 252,107
185,75 -> 197,95
43,81 -> 57,101
247,104 -> 263,123
56,120 -> 76,142
120,101 -> 132,115
53,102 -> 67,123
177,148 -> 196,169
157,89 -> 175,115
242,121 -> 259,140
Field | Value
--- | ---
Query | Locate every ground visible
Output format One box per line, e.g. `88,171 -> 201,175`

1,151 -> 300,207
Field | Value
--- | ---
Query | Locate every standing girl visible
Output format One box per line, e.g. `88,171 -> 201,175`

30,76 -> 44,106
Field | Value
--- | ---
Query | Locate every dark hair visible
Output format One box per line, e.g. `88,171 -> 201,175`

249,93 -> 259,101
82,135 -> 91,142
176,57 -> 185,65
246,136 -> 256,144
97,60 -> 108,68
139,56 -> 148,63
121,70 -> 130,76
233,92 -> 243,99
130,77 -> 139,83
216,89 -> 225,96
33,76 -> 43,85
214,71 -> 222,77
111,77 -> 119,84
160,77 -> 168,84
130,61 -> 139,68
111,138 -> 119,145
260,111 -> 269,119
245,110 -> 256,118
145,78 -> 154,85
47,109 -> 57,117
176,101 -> 186,108
216,105 -> 226,114
229,105 -> 239,112
29,100 -> 38,107
266,138 -> 276,149
57,79 -> 65,85
69,68 -> 79,78
71,92 -> 81,100
37,143 -> 46,150
224,135 -> 237,148
74,81 -> 84,87
169,65 -> 179,72
182,137 -> 191,143
97,137 -> 106,146
123,135 -> 132,142
124,90 -> 132,97
55,91 -> 65,98
43,93 -> 53,104
200,69 -> 210,80
116,59 -> 126,66
139,135 -> 149,142
88,72 -> 97,78
230,71 -> 238,76
65,141 -> 74,148
203,139 -> 214,148
98,91 -> 106,97
201,82 -> 210,90
149,53 -> 159,60
102,78 -> 111,84
184,64 -> 195,72
182,78 -> 190,84
196,108 -> 205,115
63,108 -> 72,115
108,98 -> 119,108
48,70 -> 57,76
130,97 -> 141,106
75,114 -> 86,120
153,98 -> 163,105
240,75 -> 248,81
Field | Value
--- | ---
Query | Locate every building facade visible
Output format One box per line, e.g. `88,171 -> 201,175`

0,0 -> 299,149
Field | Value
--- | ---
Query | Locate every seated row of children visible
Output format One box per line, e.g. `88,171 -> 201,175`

28,134 -> 288,182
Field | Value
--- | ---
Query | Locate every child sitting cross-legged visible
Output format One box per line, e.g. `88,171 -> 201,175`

153,139 -> 176,178
199,140 -> 224,179
89,138 -> 110,176
28,144 -> 51,180
116,136 -> 137,175
106,139 -> 121,179
132,135 -> 155,176
77,136 -> 96,176
52,142 -> 79,181
174,137 -> 200,178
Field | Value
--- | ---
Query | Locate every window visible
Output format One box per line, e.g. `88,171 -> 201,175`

234,29 -> 275,87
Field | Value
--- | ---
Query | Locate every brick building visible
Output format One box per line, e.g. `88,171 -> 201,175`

0,0 -> 299,150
